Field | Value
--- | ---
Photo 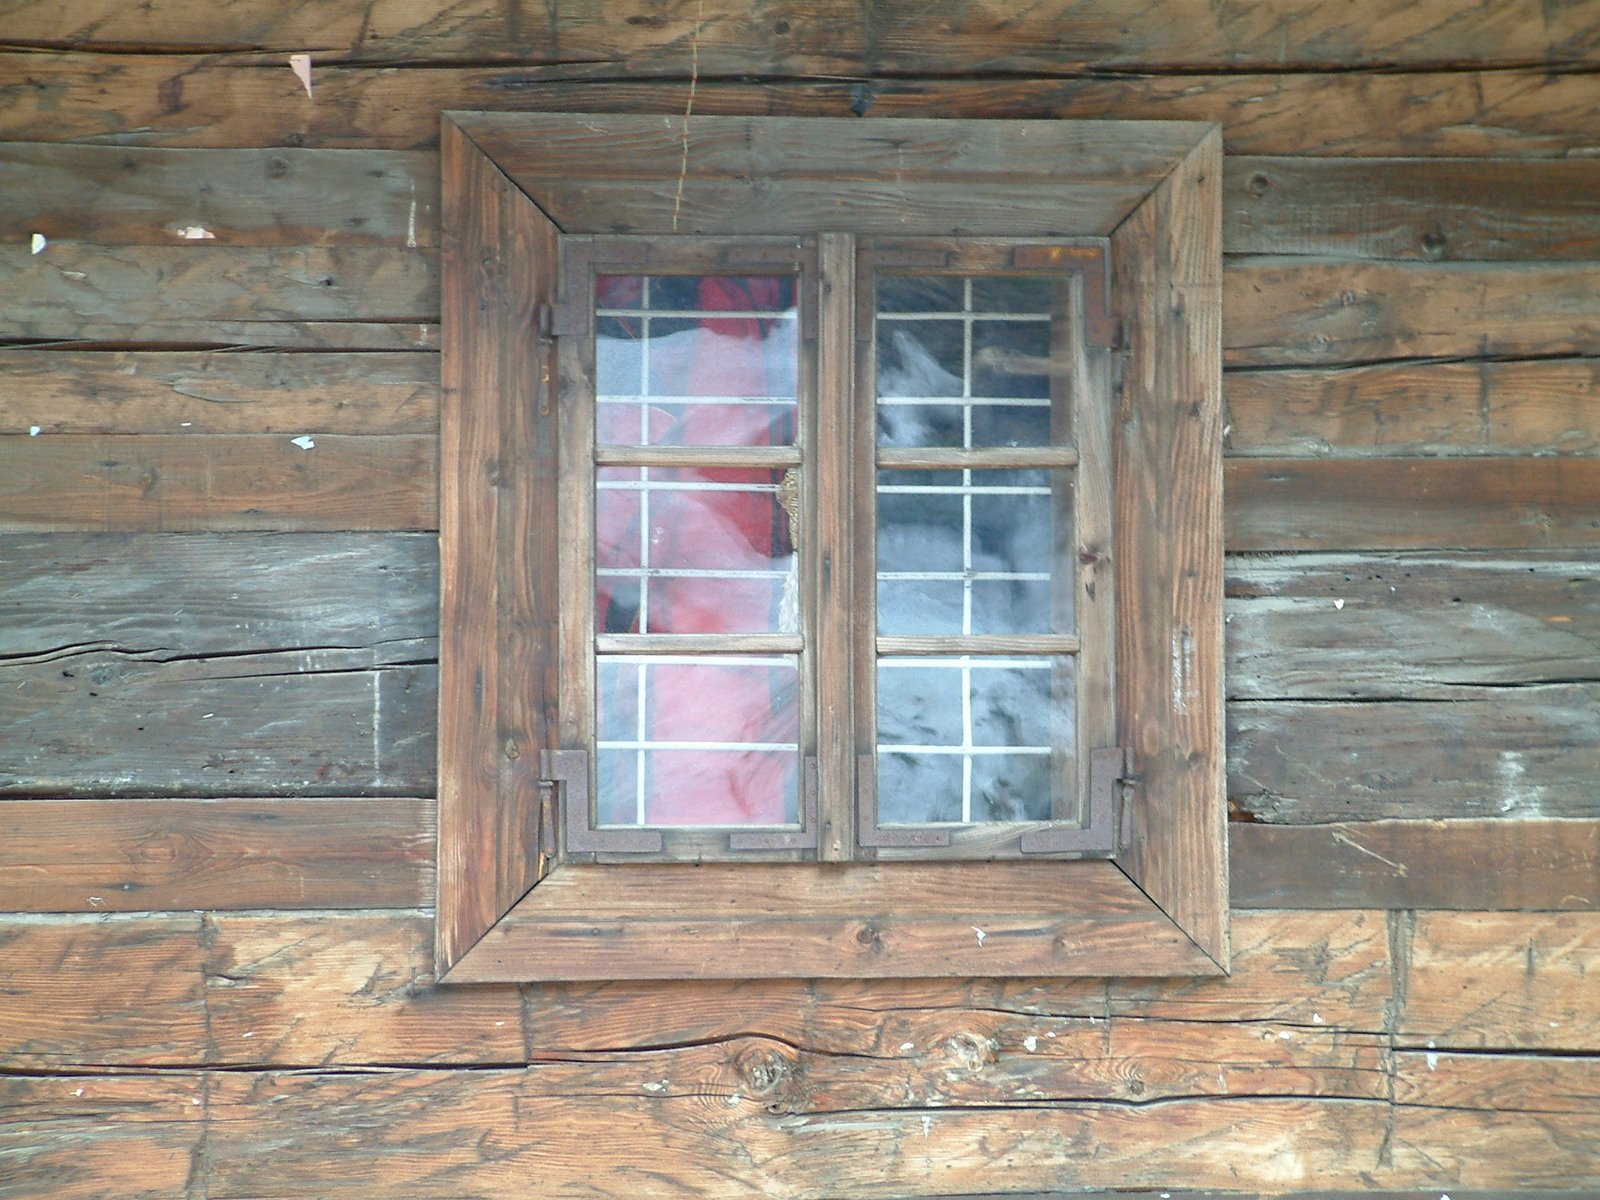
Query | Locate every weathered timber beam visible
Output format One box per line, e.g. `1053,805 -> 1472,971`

6,0 -> 1600,69
3,58 -> 1598,157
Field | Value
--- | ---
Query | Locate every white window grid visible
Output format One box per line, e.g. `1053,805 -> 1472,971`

595,276 -> 799,437
876,656 -> 1055,824
874,277 -> 1068,825
596,471 -> 797,635
596,654 -> 801,827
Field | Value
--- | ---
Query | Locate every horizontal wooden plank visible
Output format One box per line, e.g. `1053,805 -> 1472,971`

9,147 -> 1600,268
4,58 -> 1598,158
1224,157 -> 1600,261
1226,358 -> 1600,458
1225,457 -> 1600,551
1226,259 -> 1600,367
0,1074 -> 206,1200
9,0 -> 1600,67
2,649 -> 436,797
0,531 -> 437,655
0,434 -> 437,531
1397,911 -> 1600,1051
0,798 -> 433,911
0,243 -> 435,349
4,795 -> 1592,914
1230,820 -> 1600,911
0,915 -> 207,1066
9,439 -> 1598,550
7,349 -> 1595,459
1230,685 -> 1600,822
0,143 -> 437,247
6,249 -> 1598,371
0,910 -> 1392,1068
1227,551 -> 1600,699
1395,1049 -> 1600,1115
0,349 -> 438,434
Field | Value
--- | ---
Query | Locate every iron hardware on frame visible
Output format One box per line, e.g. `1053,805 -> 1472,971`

1017,746 -> 1127,856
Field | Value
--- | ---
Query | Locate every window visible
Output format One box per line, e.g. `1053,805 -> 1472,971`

437,113 -> 1226,982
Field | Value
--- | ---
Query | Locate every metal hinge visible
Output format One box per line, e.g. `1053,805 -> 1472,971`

1018,746 -> 1127,856
536,298 -> 587,339
542,748 -> 663,855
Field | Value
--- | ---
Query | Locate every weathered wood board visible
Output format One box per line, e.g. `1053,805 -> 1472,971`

4,1 -> 1600,1193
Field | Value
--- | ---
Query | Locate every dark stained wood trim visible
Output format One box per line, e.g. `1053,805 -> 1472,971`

434,120 -> 557,973
1110,127 -> 1230,970
440,113 -> 1228,981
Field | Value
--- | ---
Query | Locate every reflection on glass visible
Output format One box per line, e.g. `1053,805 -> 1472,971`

875,274 -> 1062,449
596,656 -> 800,826
877,657 -> 1072,823
877,469 -> 1072,636
596,274 -> 798,447
597,466 -> 798,634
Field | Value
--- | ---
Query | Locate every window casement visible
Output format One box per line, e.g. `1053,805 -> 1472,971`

437,113 -> 1226,983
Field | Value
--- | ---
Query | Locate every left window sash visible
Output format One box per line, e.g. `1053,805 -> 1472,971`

551,237 -> 822,862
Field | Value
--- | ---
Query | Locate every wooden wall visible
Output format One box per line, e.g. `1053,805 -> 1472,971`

2,3 -> 1599,1195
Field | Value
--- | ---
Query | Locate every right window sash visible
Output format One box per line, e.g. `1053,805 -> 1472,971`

852,240 -> 1120,859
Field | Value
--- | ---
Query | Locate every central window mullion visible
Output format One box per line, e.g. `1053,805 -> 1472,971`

812,232 -> 859,862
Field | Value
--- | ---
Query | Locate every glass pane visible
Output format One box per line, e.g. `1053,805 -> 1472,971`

596,656 -> 800,826
596,274 -> 798,447
875,274 -> 1063,449
597,466 -> 799,634
877,657 -> 1073,824
877,468 -> 1073,636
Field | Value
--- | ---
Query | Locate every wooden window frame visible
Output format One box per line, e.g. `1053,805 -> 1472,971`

437,112 -> 1226,982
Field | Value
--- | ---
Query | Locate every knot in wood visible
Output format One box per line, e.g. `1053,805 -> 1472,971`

736,1044 -> 798,1102
942,1031 -> 995,1073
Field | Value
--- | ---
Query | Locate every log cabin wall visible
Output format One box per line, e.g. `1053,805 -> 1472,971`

1,3 -> 1598,1195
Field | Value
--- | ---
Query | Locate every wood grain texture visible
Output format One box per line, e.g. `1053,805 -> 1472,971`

1226,358 -> 1600,458
459,862 -> 1219,981
2,802 -> 1594,914
5,57 -> 1599,158
1227,552 -> 1600,699
0,349 -> 438,435
0,798 -> 433,912
0,1074 -> 206,1200
1226,457 -> 1600,551
0,529 -> 435,654
0,434 -> 437,531
1224,157 -> 1600,261
0,915 -> 207,1066
0,910 -> 1390,1066
1111,128 -> 1229,969
2,647 -> 436,798
9,0 -> 1600,66
1226,259 -> 1600,367
1230,685 -> 1600,823
11,145 -> 1600,266
1230,820 -> 1600,911
434,121 -> 555,973
0,142 -> 437,247
0,243 -> 435,348
1397,911 -> 1600,1051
